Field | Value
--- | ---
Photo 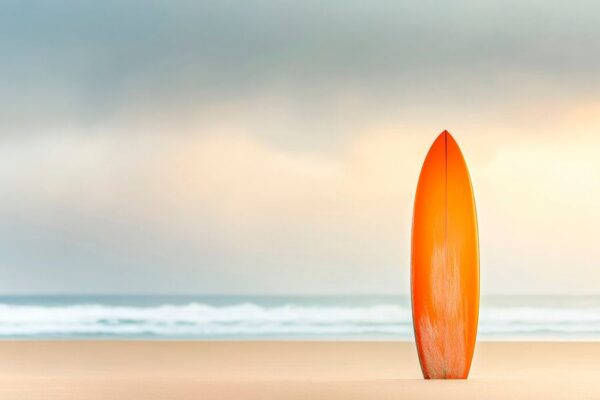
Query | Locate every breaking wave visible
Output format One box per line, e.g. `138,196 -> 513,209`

0,298 -> 599,339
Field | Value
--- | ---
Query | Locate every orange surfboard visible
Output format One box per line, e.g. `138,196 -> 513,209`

411,131 -> 479,379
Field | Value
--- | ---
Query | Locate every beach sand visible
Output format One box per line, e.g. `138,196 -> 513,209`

0,341 -> 598,399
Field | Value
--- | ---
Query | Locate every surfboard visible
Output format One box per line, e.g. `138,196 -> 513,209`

411,131 -> 479,379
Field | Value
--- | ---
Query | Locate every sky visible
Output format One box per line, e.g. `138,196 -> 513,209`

1,0 -> 599,295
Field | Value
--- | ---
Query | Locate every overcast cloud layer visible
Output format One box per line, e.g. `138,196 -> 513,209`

1,0 -> 599,294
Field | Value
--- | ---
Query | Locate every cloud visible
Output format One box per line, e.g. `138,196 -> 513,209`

0,130 -> 417,293
1,0 -> 600,294
3,0 -> 600,138
1,113 -> 599,294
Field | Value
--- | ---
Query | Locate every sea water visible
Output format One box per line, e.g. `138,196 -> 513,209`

0,295 -> 598,340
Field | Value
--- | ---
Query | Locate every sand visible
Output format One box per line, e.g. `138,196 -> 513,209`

0,341 -> 598,399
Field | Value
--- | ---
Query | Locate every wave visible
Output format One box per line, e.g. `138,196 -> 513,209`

0,303 -> 411,337
0,302 -> 599,338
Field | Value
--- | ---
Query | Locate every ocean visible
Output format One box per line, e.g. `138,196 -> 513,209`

0,295 -> 598,340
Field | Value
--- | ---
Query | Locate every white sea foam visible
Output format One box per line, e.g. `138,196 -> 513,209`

0,303 -> 411,337
0,298 -> 598,338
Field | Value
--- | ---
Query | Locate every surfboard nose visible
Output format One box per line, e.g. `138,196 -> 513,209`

435,130 -> 448,142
